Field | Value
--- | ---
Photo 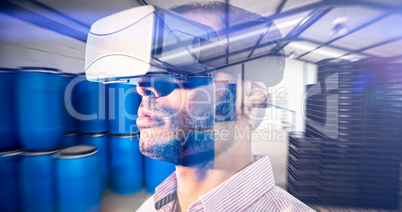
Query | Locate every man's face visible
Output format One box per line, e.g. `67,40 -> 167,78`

136,76 -> 215,165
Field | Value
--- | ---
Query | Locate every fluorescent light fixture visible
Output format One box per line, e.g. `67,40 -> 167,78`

287,41 -> 319,52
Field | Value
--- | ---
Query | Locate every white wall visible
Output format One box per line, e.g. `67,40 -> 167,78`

251,58 -> 317,188
288,59 -> 317,132
262,58 -> 317,133
0,14 -> 86,73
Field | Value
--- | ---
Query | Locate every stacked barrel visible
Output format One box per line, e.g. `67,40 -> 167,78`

107,83 -> 175,194
107,83 -> 142,194
74,73 -> 109,193
0,69 -> 19,211
16,67 -> 63,212
61,73 -> 79,148
0,66 -> 177,211
0,68 -> 20,212
0,68 -> 20,211
0,68 -> 18,151
54,145 -> 102,212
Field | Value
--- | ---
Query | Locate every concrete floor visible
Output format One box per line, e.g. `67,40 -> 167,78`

101,189 -> 151,212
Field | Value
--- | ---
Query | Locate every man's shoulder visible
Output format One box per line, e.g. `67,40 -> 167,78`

247,185 -> 315,212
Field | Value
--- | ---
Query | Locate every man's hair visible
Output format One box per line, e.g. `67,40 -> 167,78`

171,1 -> 283,55
171,1 -> 285,129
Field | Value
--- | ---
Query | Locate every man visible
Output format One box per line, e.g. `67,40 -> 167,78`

137,2 -> 313,211
85,1 -> 314,211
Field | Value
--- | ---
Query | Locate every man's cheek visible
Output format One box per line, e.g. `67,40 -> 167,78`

185,87 -> 214,129
215,83 -> 237,122
158,92 -> 186,128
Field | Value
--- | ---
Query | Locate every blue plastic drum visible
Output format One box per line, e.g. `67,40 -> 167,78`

16,67 -> 64,150
0,68 -> 18,151
145,156 -> 175,194
54,145 -> 101,212
63,133 -> 78,148
109,134 -> 143,194
20,149 -> 59,212
61,73 -> 78,133
0,149 -> 21,212
107,83 -> 141,134
80,133 -> 109,190
76,74 -> 107,133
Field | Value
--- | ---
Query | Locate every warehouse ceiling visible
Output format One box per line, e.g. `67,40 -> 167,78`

1,0 -> 402,64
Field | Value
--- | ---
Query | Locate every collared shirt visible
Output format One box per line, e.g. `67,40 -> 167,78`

137,156 -> 315,212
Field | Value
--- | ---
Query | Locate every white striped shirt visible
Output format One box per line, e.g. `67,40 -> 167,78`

138,156 -> 315,212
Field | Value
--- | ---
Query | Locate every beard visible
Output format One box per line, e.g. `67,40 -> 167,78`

139,96 -> 215,166
140,129 -> 214,166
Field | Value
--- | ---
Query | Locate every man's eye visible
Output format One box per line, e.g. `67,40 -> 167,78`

144,90 -> 156,96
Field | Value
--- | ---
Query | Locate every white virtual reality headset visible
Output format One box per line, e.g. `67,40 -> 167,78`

85,5 -> 285,86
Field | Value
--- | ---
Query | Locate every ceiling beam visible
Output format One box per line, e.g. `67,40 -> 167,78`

0,0 -> 87,42
384,54 -> 402,62
288,56 -> 315,64
247,0 -> 287,59
322,0 -> 402,13
216,52 -> 287,71
30,0 -> 90,29
297,38 -> 373,57
316,36 -> 402,63
350,35 -> 402,54
296,12 -> 392,59
334,35 -> 402,59
269,0 -> 402,20
200,35 -> 371,66
273,7 -> 332,53
284,8 -> 331,39
137,0 -> 148,6
274,0 -> 288,16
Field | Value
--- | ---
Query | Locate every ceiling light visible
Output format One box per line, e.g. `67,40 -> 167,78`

330,16 -> 348,37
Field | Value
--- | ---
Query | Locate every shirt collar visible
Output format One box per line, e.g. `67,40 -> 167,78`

154,172 -> 178,210
154,156 -> 276,211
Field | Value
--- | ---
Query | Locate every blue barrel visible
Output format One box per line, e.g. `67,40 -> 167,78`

109,134 -> 143,194
145,157 -> 175,194
0,68 -> 18,151
54,145 -> 101,212
80,133 -> 109,190
61,73 -> 78,133
107,83 -> 141,134
63,133 -> 78,148
76,74 -> 107,133
16,67 -> 64,150
20,149 -> 59,212
0,149 -> 22,212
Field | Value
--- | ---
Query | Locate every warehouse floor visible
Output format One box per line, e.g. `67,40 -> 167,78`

101,189 -> 151,212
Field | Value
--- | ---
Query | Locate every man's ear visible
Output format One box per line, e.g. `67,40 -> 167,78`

245,81 -> 268,109
243,81 -> 268,129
